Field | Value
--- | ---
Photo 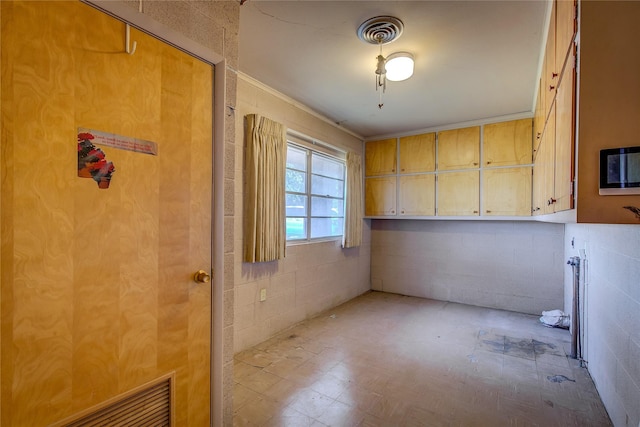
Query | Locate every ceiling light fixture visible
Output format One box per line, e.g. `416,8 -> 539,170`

357,16 -> 414,109
385,52 -> 415,81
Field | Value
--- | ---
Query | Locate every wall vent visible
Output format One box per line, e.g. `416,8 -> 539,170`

50,374 -> 174,427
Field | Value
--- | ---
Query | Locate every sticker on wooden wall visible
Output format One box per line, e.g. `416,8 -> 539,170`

78,127 -> 158,155
78,131 -> 116,189
77,128 -> 158,189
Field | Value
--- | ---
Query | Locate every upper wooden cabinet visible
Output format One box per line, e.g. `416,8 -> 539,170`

437,171 -> 479,216
365,176 -> 396,216
531,0 -> 578,217
437,126 -> 480,170
399,174 -> 435,216
532,134 -> 552,216
533,100 -> 558,215
533,81 -> 544,155
483,167 -> 532,216
399,133 -> 435,173
483,119 -> 533,167
533,67 -> 575,216
542,3 -> 557,122
364,120 -> 537,218
556,0 -> 577,77
365,138 -> 396,176
554,57 -> 576,212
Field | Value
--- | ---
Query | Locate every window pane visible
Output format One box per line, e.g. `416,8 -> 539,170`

286,217 -> 307,240
286,169 -> 306,193
310,217 -> 344,238
287,145 -> 307,171
286,194 -> 307,216
285,141 -> 345,242
311,174 -> 344,198
311,196 -> 343,217
312,153 -> 344,178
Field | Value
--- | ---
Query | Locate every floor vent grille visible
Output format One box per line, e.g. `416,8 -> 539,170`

52,374 -> 174,427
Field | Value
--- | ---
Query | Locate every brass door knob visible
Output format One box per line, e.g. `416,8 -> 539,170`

194,270 -> 211,283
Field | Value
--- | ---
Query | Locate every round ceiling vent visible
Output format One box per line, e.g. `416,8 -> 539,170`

357,16 -> 404,45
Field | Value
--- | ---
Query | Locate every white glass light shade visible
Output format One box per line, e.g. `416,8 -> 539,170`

385,52 -> 414,81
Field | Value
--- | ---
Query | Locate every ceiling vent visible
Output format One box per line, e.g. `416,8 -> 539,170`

357,16 -> 404,45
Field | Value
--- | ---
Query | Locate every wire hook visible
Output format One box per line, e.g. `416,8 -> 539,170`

125,23 -> 137,55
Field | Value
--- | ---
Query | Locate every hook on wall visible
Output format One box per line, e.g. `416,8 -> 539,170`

125,23 -> 137,55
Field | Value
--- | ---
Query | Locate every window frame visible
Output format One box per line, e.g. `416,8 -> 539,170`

285,138 -> 346,243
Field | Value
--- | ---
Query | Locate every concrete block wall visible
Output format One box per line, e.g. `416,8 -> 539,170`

371,220 -> 565,315
234,238 -> 371,351
233,76 -> 371,353
565,224 -> 640,427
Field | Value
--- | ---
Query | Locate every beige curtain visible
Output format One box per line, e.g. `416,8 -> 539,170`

343,151 -> 363,248
244,114 -> 287,263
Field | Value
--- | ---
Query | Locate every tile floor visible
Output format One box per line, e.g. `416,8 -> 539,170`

233,291 -> 612,426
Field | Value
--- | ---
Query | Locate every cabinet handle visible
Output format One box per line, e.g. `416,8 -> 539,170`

473,210 -> 479,214
401,210 -> 405,214
549,85 -> 556,91
552,72 -> 558,78
486,161 -> 492,165
533,207 -> 541,212
473,162 -> 478,166
547,198 -> 556,206
391,210 -> 395,214
536,132 -> 541,140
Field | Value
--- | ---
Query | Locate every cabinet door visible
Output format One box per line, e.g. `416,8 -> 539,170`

365,176 -> 396,216
556,0 -> 576,76
532,123 -> 557,215
437,126 -> 480,170
483,167 -> 532,216
533,81 -> 544,155
365,138 -> 396,176
542,102 -> 556,214
543,3 -> 557,121
399,174 -> 435,216
399,133 -> 435,173
483,119 -> 533,166
554,58 -> 576,212
437,171 -> 479,216
532,138 -> 548,215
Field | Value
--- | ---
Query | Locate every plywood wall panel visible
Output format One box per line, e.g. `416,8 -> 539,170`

6,2 -> 76,423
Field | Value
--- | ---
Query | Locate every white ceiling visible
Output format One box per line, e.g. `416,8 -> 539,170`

238,1 -> 549,139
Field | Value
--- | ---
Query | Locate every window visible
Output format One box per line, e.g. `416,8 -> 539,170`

286,143 -> 345,241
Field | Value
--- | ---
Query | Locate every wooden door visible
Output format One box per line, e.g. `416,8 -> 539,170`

365,177 -> 397,216
1,2 -> 213,426
483,119 -> 533,166
543,3 -> 557,121
399,175 -> 435,216
437,126 -> 480,170
554,56 -> 576,212
437,171 -> 479,216
533,80 -> 544,155
532,137 -> 549,215
544,104 -> 557,214
556,0 -> 577,76
365,138 -> 397,176
399,133 -> 435,173
483,167 -> 532,216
